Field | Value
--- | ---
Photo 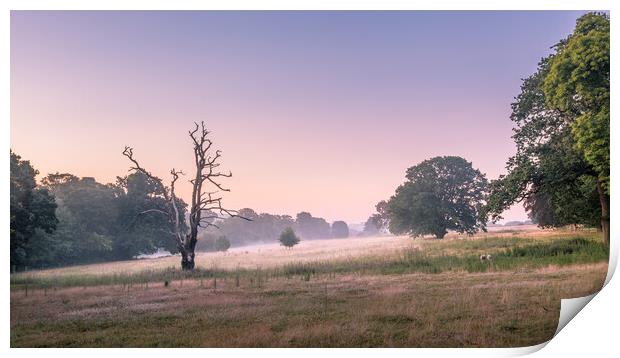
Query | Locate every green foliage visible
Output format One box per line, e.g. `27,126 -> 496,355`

215,236 -> 231,252
10,151 -> 58,270
486,15 -> 607,230
40,173 -> 118,263
502,238 -> 607,259
387,156 -> 488,238
12,167 -> 189,269
114,172 -> 184,259
543,13 -> 610,194
279,227 -> 300,248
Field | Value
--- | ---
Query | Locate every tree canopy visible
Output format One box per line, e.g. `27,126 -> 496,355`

294,212 -> 330,240
331,221 -> 349,238
543,13 -> 610,195
114,172 -> 184,259
10,156 -> 190,269
10,151 -> 57,270
486,12 -> 609,243
279,227 -> 300,248
387,156 -> 488,239
485,56 -> 601,228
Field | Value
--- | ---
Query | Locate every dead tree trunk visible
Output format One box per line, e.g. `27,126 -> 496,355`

123,121 -> 247,270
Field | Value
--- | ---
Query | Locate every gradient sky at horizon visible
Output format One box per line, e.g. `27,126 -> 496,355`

11,11 -> 590,224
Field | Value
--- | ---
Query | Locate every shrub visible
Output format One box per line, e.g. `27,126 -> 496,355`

279,227 -> 300,248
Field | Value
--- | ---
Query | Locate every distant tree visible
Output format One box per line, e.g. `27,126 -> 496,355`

387,156 -> 488,239
214,208 -> 258,246
374,201 -> 390,229
214,236 -> 231,252
195,231 -> 217,251
254,213 -> 295,243
331,221 -> 349,238
10,151 -> 58,270
363,200 -> 390,235
279,227 -> 300,249
198,209 -> 295,248
503,221 -> 526,227
363,216 -> 380,236
238,208 -> 260,221
294,212 -> 330,239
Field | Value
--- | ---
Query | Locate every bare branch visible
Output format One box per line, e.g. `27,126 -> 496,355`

123,121 -> 248,270
138,209 -> 169,217
122,146 -> 170,201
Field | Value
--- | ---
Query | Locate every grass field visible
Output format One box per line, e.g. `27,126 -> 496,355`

10,228 -> 609,347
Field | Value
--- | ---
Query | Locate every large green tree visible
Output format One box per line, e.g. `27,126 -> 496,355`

485,58 -> 601,229
544,12 -> 609,242
10,151 -> 57,270
387,156 -> 488,239
486,13 -> 609,244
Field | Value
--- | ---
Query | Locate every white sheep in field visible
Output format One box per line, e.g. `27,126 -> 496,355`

479,254 -> 493,262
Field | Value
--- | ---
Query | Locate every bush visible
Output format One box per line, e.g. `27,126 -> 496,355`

279,227 -> 300,248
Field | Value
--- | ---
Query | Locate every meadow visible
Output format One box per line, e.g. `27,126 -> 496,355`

10,228 -> 609,347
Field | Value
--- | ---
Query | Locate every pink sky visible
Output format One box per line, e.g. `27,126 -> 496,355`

10,11 -> 588,223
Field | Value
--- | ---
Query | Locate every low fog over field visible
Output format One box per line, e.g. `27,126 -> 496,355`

18,227 -> 561,278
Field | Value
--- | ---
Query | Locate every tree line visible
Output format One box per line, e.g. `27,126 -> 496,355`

196,209 -> 351,251
10,152 -> 182,270
10,150 -> 353,270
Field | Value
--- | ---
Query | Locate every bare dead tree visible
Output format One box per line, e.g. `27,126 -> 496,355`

122,121 -> 248,270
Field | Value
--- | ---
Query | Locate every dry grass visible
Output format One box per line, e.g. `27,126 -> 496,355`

10,228 -> 609,347
11,263 -> 606,347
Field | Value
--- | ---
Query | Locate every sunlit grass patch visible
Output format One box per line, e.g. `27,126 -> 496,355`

11,235 -> 608,290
